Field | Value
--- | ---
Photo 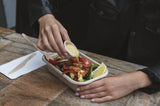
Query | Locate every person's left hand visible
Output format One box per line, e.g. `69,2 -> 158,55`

75,71 -> 151,103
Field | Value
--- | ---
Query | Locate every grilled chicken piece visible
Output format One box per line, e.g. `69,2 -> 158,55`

63,64 -> 81,72
73,62 -> 83,68
63,62 -> 88,77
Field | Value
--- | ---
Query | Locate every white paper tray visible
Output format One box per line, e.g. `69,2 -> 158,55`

42,52 -> 108,91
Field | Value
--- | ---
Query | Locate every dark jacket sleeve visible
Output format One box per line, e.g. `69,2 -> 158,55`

28,0 -> 72,35
27,0 -> 55,36
139,64 -> 160,94
28,0 -> 54,29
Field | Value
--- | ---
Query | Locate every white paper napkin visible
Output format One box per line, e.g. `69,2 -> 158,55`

0,51 -> 46,79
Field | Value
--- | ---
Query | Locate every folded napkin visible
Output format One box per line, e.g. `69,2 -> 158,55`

0,51 -> 46,79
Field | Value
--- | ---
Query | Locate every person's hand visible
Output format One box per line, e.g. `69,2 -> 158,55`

37,14 -> 70,57
75,71 -> 151,103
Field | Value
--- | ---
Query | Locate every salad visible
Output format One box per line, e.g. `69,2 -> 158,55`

48,56 -> 99,82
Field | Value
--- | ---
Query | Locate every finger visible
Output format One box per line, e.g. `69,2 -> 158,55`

56,20 -> 71,41
37,35 -> 46,51
91,96 -> 113,103
44,26 -> 63,56
80,91 -> 107,99
60,28 -> 70,41
41,30 -> 54,52
51,25 -> 68,55
78,86 -> 105,95
78,79 -> 104,91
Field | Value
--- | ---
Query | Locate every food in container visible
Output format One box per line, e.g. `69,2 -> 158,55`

42,41 -> 108,91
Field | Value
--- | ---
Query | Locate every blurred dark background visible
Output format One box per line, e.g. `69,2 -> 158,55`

0,0 -> 16,29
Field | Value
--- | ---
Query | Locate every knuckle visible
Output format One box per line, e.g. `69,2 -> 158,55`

44,26 -> 50,32
62,48 -> 67,53
104,84 -> 112,91
86,94 -> 92,98
56,40 -> 61,45
37,43 -> 41,48
54,47 -> 60,52
44,42 -> 49,47
106,86 -> 113,92
40,29 -> 44,34
60,44 -> 65,51
51,24 -> 58,29
63,29 -> 68,34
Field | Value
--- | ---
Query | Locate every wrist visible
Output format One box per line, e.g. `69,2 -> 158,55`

134,71 -> 152,89
38,14 -> 55,23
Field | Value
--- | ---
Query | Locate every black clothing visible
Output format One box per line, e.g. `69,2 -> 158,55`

16,0 -> 33,36
16,0 -> 160,94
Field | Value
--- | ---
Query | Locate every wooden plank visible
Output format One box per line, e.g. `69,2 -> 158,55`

4,33 -> 37,44
0,32 -> 6,39
0,27 -> 15,35
0,40 -> 37,57
54,88 -> 125,106
0,38 -> 12,49
47,101 -> 70,106
152,92 -> 160,105
0,66 -> 67,106
0,50 -> 24,65
126,91 -> 160,106
0,74 -> 13,91
2,45 -> 34,56
10,42 -> 36,52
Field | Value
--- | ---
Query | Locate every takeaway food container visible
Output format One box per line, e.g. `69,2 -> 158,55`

42,52 -> 108,91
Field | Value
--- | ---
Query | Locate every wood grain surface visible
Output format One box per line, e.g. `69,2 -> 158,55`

0,28 -> 159,106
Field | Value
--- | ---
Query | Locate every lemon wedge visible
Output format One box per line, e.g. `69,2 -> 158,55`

92,63 -> 107,78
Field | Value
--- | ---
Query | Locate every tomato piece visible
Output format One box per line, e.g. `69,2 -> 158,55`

74,77 -> 78,81
83,61 -> 92,68
79,56 -> 92,68
70,57 -> 78,63
49,59 -> 58,65
79,56 -> 86,63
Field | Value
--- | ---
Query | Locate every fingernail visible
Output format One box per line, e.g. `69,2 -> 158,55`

75,92 -> 79,96
61,56 -> 65,58
77,88 -> 80,91
91,99 -> 95,102
80,95 -> 85,98
64,53 -> 68,57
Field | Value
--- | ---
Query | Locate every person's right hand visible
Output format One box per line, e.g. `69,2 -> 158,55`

37,14 -> 70,58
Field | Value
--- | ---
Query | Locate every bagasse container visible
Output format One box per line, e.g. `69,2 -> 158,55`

42,52 -> 108,91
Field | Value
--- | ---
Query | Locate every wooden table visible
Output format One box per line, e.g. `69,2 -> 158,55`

0,27 -> 159,106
